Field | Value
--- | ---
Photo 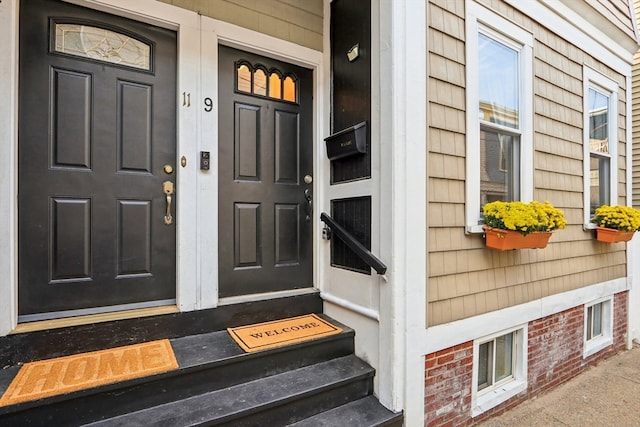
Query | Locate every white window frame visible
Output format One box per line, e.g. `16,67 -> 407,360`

465,3 -> 534,234
583,67 -> 618,229
583,296 -> 614,358
471,325 -> 528,417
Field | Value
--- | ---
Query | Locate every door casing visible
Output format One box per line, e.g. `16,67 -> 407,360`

0,0 -> 325,334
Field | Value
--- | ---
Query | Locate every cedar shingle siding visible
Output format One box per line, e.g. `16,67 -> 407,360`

428,0 -> 629,326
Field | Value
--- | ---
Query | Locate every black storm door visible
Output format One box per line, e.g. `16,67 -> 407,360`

18,0 -> 177,317
218,45 -> 313,298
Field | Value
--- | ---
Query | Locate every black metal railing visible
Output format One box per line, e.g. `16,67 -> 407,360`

320,212 -> 387,275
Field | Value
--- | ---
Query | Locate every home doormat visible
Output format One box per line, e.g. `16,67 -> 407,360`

227,314 -> 342,353
0,339 -> 178,407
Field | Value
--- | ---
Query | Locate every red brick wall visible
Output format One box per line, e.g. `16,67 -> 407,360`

423,291 -> 628,426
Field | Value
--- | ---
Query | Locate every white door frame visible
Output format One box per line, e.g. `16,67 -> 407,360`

0,0 -> 324,335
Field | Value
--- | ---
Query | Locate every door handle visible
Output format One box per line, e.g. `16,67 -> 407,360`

163,181 -> 174,225
304,188 -> 312,222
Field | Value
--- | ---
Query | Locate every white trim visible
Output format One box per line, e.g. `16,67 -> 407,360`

583,295 -> 614,358
219,288 -> 319,306
378,0 -> 428,423
0,0 -> 19,336
421,277 -> 628,355
465,2 -> 534,233
506,0 -> 635,74
582,66 -> 619,229
471,325 -> 528,417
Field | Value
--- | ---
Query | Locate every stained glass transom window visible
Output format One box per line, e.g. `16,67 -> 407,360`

54,23 -> 151,70
236,61 -> 297,103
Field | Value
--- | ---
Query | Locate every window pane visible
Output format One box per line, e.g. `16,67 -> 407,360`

253,69 -> 267,96
590,155 -> 610,214
588,88 -> 609,154
480,128 -> 520,207
269,73 -> 282,99
478,341 -> 492,391
592,303 -> 603,337
283,76 -> 296,102
478,33 -> 519,129
55,24 -> 150,70
587,306 -> 593,340
237,64 -> 251,93
494,333 -> 514,383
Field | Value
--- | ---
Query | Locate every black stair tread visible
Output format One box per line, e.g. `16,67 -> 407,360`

86,354 -> 373,426
0,316 -> 354,410
171,314 -> 353,370
287,396 -> 403,427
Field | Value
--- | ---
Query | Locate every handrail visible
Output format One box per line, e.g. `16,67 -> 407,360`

320,212 -> 387,275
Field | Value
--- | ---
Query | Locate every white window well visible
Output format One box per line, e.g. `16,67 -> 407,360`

583,67 -> 618,229
583,296 -> 614,358
471,325 -> 528,417
466,3 -> 534,233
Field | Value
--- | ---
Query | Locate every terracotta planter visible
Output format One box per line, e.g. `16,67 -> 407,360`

595,226 -> 635,243
483,226 -> 552,251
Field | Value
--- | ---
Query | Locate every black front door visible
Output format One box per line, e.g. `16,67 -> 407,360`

218,46 -> 313,298
18,0 -> 177,318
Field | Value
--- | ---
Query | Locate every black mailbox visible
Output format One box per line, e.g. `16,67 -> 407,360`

324,121 -> 367,161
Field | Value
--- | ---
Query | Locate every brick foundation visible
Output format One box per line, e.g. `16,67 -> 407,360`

424,291 -> 628,426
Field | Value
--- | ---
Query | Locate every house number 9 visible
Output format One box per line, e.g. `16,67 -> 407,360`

204,98 -> 213,112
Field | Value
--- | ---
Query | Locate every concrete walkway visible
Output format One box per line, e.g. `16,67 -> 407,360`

479,342 -> 640,426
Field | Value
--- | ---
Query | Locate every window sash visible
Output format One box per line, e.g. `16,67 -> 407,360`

477,332 -> 516,393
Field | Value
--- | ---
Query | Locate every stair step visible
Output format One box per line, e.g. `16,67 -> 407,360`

87,355 -> 374,426
0,317 -> 355,425
287,396 -> 403,427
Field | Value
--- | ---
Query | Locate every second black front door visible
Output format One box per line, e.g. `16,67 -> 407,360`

218,45 -> 313,298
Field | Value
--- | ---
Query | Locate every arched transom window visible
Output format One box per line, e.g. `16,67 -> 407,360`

236,61 -> 298,103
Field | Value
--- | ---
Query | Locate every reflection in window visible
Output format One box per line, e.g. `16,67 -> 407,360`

478,33 -> 519,129
235,61 -> 297,103
480,128 -> 519,206
269,72 -> 282,98
478,31 -> 521,214
253,68 -> 267,96
477,332 -> 514,392
283,76 -> 296,102
54,24 -> 151,70
237,64 -> 251,93
588,87 -> 611,214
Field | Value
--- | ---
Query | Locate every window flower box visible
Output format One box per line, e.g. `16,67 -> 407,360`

593,205 -> 640,243
483,226 -> 553,251
482,201 -> 566,251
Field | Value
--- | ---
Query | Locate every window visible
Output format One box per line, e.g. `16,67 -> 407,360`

53,23 -> 151,70
466,4 -> 533,233
472,326 -> 527,416
584,297 -> 613,358
235,61 -> 297,103
583,67 -> 618,227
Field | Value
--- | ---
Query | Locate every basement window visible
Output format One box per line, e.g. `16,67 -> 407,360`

583,297 -> 613,358
472,325 -> 527,417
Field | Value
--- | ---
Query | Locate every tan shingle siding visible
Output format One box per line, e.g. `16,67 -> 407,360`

428,0 -> 629,326
156,0 -> 323,50
633,0 -> 640,208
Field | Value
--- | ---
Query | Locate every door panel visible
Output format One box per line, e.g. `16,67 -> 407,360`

218,46 -> 313,298
18,0 -> 177,317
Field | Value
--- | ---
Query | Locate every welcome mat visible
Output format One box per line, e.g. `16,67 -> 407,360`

227,314 -> 342,353
0,339 -> 178,407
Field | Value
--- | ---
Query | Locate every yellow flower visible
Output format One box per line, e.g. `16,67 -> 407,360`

483,200 -> 566,235
593,205 -> 640,232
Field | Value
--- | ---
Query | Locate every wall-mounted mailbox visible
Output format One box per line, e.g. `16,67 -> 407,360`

324,121 -> 367,161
